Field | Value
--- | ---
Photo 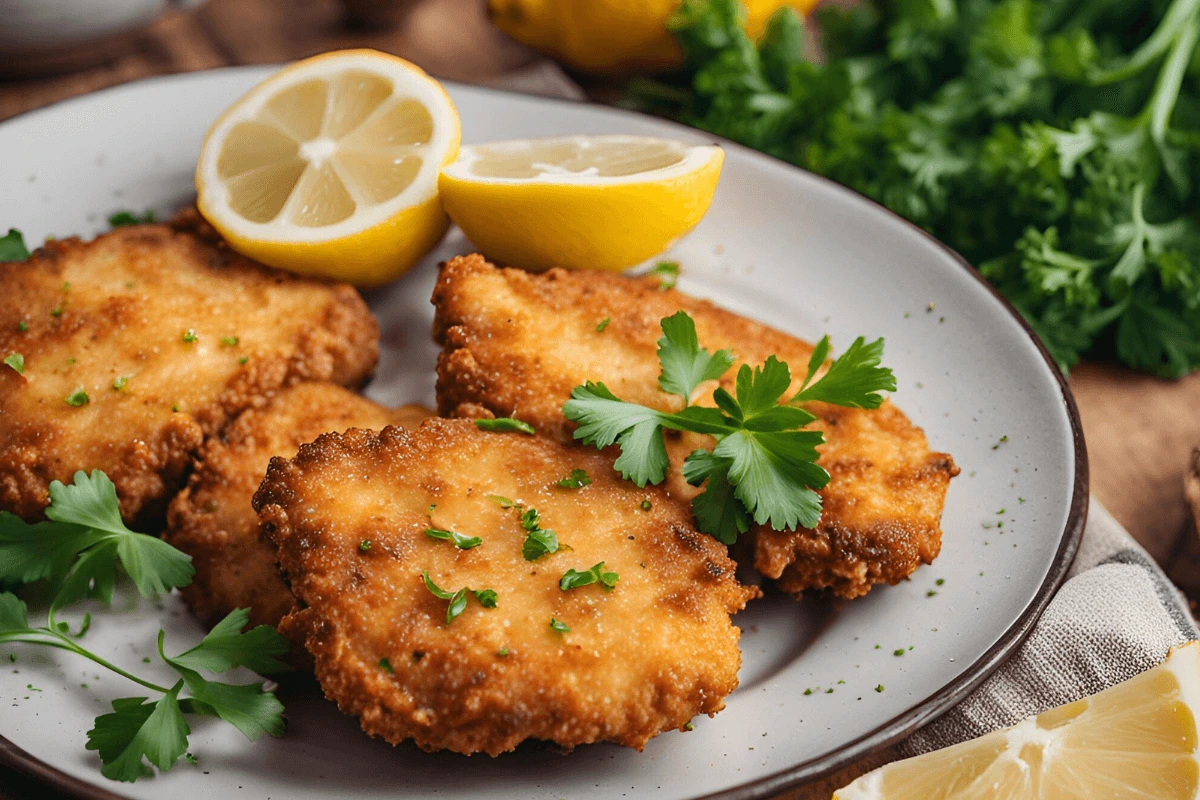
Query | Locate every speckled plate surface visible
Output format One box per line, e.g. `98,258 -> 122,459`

0,67 -> 1085,800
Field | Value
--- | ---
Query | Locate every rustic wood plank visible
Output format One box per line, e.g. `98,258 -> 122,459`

0,11 -> 227,122
199,0 -> 538,81
1068,362 -> 1200,564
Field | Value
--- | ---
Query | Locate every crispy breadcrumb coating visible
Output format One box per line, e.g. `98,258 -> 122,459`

0,210 -> 378,525
254,419 -> 757,755
432,255 -> 958,599
165,382 -> 430,632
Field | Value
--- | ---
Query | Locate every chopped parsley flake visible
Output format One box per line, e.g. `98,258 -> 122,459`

64,387 -> 89,407
556,469 -> 591,489
640,499 -> 652,511
935,579 -> 944,586
238,356 -> 248,365
3,352 -> 23,374
220,336 -> 239,347
651,261 -> 680,290
893,649 -> 905,657
596,317 -> 611,332
475,417 -> 535,435
112,375 -> 129,391
684,721 -> 694,731
804,688 -> 813,696
50,304 -> 63,317
359,540 -> 371,552
108,210 -> 155,228
182,329 -> 198,343
927,590 -> 938,597
0,228 -> 30,261
992,435 -> 1009,450
17,321 -> 27,332
559,562 -> 619,591
421,571 -> 496,624
488,495 -> 517,508
425,527 -> 482,549
875,685 -> 885,693
497,648 -> 509,657
519,507 -> 560,560
378,657 -> 393,674
549,617 -> 569,633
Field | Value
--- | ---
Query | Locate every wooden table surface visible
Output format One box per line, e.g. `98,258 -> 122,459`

1,0 -> 1197,797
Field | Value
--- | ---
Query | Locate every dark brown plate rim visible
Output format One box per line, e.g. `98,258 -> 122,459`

0,70 -> 1088,800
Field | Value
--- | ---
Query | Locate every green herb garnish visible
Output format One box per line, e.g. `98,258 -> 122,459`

475,417 -> 535,435
65,387 -> 89,407
556,469 -> 592,489
562,311 -> 894,542
181,330 -> 197,344
519,507 -> 560,560
425,528 -> 482,549
559,562 -> 619,592
108,210 -> 155,228
0,471 -> 286,783
650,261 -> 680,290
2,353 -> 23,375
549,617 -> 569,634
596,317 -> 611,332
0,229 -> 30,261
632,0 -> 1200,378
112,375 -> 129,391
220,336 -> 239,347
420,571 -> 496,624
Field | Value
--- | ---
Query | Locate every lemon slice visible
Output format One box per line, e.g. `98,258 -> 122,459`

438,135 -> 723,272
836,641 -> 1200,800
195,49 -> 461,286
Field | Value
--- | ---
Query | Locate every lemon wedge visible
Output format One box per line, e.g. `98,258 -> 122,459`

488,0 -> 819,75
836,641 -> 1200,800
195,49 -> 460,286
438,135 -> 723,272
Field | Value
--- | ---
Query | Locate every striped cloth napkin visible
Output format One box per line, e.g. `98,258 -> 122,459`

785,499 -> 1198,798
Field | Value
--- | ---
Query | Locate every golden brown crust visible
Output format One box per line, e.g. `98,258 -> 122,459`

0,214 -> 379,526
164,382 -> 430,634
432,254 -> 958,599
255,419 -> 756,755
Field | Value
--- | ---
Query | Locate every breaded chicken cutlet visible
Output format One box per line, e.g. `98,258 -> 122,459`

254,418 -> 757,755
165,382 -> 431,633
0,210 -> 378,526
432,255 -> 958,600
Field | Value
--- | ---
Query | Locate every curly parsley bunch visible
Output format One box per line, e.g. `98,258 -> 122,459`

631,0 -> 1200,377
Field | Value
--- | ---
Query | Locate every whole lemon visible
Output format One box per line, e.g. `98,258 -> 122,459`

488,0 -> 818,75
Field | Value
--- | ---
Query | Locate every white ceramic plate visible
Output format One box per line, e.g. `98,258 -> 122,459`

0,67 -> 1086,800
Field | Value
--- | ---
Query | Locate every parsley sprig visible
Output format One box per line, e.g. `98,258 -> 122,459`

562,312 -> 895,542
0,471 -> 288,783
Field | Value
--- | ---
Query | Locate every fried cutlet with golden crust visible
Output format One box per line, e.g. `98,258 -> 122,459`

432,254 -> 958,600
254,419 -> 757,755
0,210 -> 378,526
164,382 -> 431,633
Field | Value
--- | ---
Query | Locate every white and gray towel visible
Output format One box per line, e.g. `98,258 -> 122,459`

903,498 -> 1198,756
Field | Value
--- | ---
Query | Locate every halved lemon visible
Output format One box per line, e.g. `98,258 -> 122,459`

438,135 -> 723,272
835,641 -> 1200,799
195,49 -> 460,286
